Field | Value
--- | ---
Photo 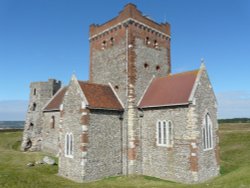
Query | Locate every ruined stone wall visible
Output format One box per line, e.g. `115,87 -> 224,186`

141,106 -> 198,183
84,110 -> 123,181
42,111 -> 60,155
192,70 -> 220,182
21,79 -> 61,151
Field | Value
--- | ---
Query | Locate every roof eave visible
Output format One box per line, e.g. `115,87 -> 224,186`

87,106 -> 124,112
138,102 -> 190,109
43,109 -> 60,112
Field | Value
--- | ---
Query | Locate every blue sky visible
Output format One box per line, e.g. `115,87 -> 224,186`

0,0 -> 250,120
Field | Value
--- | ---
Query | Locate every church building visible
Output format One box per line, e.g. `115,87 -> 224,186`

21,3 -> 220,183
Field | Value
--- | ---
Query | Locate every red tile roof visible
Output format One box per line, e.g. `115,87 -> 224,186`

78,81 -> 123,111
44,87 -> 67,111
138,70 -> 199,108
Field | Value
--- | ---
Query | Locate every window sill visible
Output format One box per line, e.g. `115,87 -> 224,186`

203,148 -> 213,152
65,155 -> 74,159
157,144 -> 173,148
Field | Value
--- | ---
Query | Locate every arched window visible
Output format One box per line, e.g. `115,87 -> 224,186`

145,37 -> 150,45
33,88 -> 36,95
110,37 -> 114,46
102,40 -> 107,49
202,113 -> 213,150
168,121 -> 174,146
51,116 -> 55,129
65,132 -> 73,158
32,103 -> 36,111
28,123 -> 34,130
153,40 -> 158,48
156,65 -> 160,71
157,120 -> 174,147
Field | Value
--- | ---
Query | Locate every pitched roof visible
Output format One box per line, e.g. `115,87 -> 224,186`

138,70 -> 199,108
44,87 -> 67,111
78,81 -> 123,111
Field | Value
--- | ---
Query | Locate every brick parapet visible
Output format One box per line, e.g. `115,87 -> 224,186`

89,4 -> 170,39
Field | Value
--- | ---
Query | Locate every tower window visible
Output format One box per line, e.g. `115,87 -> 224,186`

154,40 -> 158,48
145,37 -> 150,45
28,123 -> 34,130
110,37 -> 114,46
33,88 -> 36,95
156,65 -> 160,71
32,103 -> 37,111
144,63 -> 149,69
102,40 -> 107,49
51,116 -> 55,129
114,85 -> 119,90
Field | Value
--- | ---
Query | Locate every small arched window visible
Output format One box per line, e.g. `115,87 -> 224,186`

32,103 -> 36,111
51,116 -> 55,129
28,123 -> 34,130
65,132 -> 73,158
156,65 -> 160,71
144,63 -> 149,69
202,113 -> 213,150
154,40 -> 158,48
110,37 -> 114,46
145,37 -> 150,45
33,88 -> 36,95
102,40 -> 107,49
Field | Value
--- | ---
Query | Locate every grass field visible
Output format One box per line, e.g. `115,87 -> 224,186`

0,123 -> 250,188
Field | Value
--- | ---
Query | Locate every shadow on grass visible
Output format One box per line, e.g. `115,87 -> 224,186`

143,176 -> 177,183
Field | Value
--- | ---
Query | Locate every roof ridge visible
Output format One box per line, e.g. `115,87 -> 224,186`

156,69 -> 199,80
78,80 -> 110,87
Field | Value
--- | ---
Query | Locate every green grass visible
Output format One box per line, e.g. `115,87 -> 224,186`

0,123 -> 250,188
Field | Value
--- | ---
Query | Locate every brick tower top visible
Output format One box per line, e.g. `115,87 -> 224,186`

89,3 -> 170,40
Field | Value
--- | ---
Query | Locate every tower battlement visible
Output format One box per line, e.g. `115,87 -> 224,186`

89,3 -> 170,39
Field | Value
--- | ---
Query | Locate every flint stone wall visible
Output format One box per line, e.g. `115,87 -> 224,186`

141,106 -> 197,183
193,70 -> 220,182
83,110 -> 123,181
42,111 -> 60,155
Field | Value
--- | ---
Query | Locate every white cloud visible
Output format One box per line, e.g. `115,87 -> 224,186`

0,100 -> 28,121
216,91 -> 250,119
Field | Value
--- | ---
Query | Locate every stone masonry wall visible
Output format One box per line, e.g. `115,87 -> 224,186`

134,37 -> 169,103
58,80 -> 84,182
141,106 -> 197,183
42,111 -> 60,155
90,28 -> 127,105
192,70 -> 220,182
84,110 -> 123,181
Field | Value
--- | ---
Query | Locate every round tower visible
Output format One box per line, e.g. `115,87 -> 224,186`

21,79 -> 61,151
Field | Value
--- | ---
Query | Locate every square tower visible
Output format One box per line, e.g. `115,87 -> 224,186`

89,3 -> 171,105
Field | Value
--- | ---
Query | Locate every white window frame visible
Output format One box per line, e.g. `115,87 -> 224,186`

202,113 -> 213,151
156,120 -> 174,147
65,132 -> 74,158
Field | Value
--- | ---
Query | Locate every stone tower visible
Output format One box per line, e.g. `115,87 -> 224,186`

89,3 -> 171,104
89,4 -> 171,175
21,79 -> 61,151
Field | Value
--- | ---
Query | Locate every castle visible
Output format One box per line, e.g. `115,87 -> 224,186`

21,4 -> 220,184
